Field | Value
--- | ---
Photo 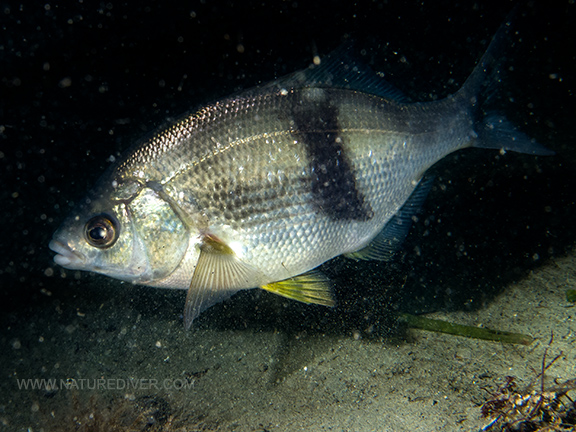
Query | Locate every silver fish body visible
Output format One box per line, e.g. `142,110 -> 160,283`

49,28 -> 552,327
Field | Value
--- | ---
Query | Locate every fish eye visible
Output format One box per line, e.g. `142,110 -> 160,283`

84,214 -> 119,248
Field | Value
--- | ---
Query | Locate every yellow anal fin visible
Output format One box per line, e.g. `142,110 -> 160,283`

184,234 -> 266,330
261,270 -> 335,307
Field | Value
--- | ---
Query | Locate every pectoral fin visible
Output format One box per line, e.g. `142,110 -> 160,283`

184,235 -> 266,329
261,270 -> 335,307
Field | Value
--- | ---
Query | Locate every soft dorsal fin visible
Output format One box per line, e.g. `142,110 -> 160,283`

346,177 -> 434,261
184,235 -> 267,329
253,43 -> 409,102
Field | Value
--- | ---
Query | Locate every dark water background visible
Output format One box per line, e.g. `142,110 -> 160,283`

1,1 -> 575,338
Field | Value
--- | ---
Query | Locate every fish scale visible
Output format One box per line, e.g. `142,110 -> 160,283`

150,90 -> 407,273
49,20 -> 553,328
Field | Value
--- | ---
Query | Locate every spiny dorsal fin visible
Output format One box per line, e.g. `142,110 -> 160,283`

184,235 -> 267,329
261,270 -> 335,307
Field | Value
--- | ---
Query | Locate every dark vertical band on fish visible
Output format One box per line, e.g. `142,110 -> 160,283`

291,91 -> 374,221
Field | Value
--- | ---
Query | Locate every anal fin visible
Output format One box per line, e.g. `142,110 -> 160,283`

346,176 -> 434,261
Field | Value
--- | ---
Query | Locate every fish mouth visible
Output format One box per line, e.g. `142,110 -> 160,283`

49,240 -> 86,270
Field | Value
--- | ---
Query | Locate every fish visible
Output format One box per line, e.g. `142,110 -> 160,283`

49,19 -> 553,329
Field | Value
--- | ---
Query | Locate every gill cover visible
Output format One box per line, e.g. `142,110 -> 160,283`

118,182 -> 189,281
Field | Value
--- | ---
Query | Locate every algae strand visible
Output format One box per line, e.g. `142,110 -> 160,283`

399,313 -> 534,345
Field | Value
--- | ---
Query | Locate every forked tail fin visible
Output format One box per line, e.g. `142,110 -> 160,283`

458,9 -> 554,156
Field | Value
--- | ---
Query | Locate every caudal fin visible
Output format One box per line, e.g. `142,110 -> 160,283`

476,113 -> 554,155
459,9 -> 554,156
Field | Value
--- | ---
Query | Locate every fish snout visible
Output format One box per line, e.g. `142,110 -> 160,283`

49,239 -> 86,269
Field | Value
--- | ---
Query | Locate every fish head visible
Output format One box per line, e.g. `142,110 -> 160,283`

49,176 -> 190,285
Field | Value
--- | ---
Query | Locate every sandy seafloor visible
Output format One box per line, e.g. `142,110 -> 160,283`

2,1 -> 576,431
2,249 -> 576,431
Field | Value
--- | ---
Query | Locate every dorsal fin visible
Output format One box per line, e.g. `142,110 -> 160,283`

252,43 -> 409,102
